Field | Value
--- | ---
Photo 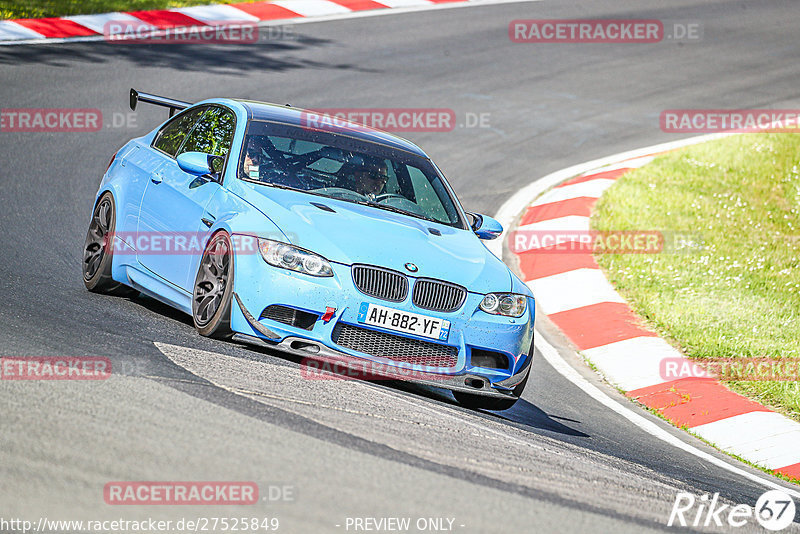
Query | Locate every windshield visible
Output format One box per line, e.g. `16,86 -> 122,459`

238,120 -> 466,228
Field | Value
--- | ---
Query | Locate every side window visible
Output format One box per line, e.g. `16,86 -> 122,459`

178,107 -> 236,161
152,107 -> 206,157
408,167 -> 448,222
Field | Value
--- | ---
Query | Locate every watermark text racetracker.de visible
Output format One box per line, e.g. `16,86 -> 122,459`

509,230 -> 705,255
103,20 -> 295,44
509,19 -> 702,43
661,109 -> 800,133
0,108 -> 138,132
300,108 -> 491,133
104,232 -> 294,255
301,355 -> 453,382
0,109 -> 102,132
1,357 -> 111,380
104,482 -> 259,505
660,357 -> 800,382
1,107 -> 491,133
103,481 -> 294,505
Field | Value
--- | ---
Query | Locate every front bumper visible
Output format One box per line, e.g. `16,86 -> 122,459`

237,331 -> 527,399
229,251 -> 535,396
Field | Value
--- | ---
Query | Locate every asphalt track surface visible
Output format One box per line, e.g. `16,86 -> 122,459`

1,0 -> 800,532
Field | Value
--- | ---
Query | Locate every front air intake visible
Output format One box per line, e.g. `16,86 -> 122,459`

332,323 -> 458,368
412,279 -> 467,313
259,305 -> 318,330
352,265 -> 409,302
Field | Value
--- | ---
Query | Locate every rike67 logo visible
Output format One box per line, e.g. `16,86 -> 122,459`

668,490 -> 796,530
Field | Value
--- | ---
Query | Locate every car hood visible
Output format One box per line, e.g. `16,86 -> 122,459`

235,183 -> 512,294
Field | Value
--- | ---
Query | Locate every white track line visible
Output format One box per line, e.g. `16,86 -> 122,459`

598,156 -> 655,172
535,329 -> 800,497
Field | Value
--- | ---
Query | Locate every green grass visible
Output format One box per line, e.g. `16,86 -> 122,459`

1,0 -> 260,19
591,133 -> 800,422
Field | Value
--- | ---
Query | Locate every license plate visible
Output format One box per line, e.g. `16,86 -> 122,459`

357,303 -> 450,341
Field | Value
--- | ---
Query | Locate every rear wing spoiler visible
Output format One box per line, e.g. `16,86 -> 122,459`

129,88 -> 191,117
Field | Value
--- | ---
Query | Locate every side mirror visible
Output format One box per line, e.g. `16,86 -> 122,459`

177,151 -> 221,179
467,212 -> 503,240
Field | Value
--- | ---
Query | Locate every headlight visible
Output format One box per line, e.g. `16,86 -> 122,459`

479,293 -> 527,317
257,239 -> 333,277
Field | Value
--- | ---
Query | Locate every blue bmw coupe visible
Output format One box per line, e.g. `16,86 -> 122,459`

83,89 -> 534,410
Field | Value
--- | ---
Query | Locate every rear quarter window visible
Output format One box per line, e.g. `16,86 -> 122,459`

152,107 -> 206,157
178,107 -> 236,158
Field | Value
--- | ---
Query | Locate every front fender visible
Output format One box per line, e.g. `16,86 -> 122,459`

199,186 -> 290,296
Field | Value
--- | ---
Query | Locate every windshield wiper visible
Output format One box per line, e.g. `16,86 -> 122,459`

364,201 -> 440,224
260,181 -> 304,193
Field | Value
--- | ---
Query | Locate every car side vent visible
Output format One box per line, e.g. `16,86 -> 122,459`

352,265 -> 409,302
470,348 -> 510,370
311,202 -> 335,213
259,305 -> 317,330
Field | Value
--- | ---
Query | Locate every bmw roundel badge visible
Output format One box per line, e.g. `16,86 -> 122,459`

404,263 -> 418,273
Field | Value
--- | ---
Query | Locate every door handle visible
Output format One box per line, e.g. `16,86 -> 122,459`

151,173 -> 163,184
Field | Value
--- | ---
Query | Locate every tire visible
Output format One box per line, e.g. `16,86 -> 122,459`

83,192 -> 132,295
453,371 -> 529,411
192,231 -> 234,339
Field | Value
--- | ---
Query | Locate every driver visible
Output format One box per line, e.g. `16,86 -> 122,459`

353,159 -> 389,199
